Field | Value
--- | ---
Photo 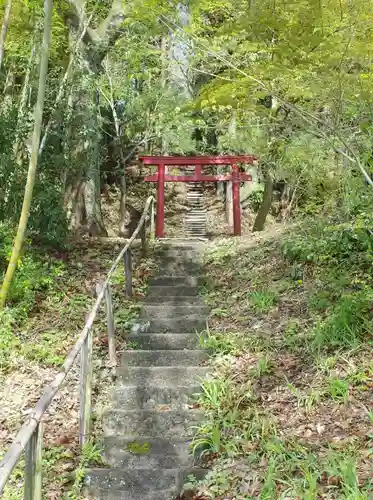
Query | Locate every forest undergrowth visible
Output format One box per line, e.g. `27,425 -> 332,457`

0,223 -> 156,499
185,196 -> 373,499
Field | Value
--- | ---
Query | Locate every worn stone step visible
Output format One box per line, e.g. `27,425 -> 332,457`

148,285 -> 200,297
102,437 -> 195,468
140,304 -> 209,319
84,488 -> 175,500
103,409 -> 204,437
121,349 -> 207,367
131,316 -> 207,333
150,275 -> 202,286
113,384 -> 200,410
157,266 -> 202,276
144,295 -> 204,305
155,250 -> 201,265
126,333 -> 200,350
117,366 -> 208,386
85,467 -> 207,500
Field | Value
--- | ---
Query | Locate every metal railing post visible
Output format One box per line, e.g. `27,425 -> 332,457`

104,284 -> 117,367
24,423 -> 43,500
79,328 -> 93,446
124,249 -> 133,297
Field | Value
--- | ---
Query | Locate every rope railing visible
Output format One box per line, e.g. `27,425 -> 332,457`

0,195 -> 155,497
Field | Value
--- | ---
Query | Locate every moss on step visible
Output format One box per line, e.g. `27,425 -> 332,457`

127,441 -> 152,454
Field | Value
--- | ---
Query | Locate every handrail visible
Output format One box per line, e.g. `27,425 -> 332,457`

0,195 -> 155,496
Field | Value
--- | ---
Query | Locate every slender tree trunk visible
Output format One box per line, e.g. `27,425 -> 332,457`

119,172 -> 126,236
0,0 -> 53,308
252,174 -> 274,232
84,89 -> 107,236
0,0 -> 12,71
2,38 -> 36,209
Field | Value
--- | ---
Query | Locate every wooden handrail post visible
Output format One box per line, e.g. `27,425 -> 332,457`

24,422 -> 43,500
79,328 -> 93,446
150,199 -> 155,240
104,284 -> 117,367
124,249 -> 133,297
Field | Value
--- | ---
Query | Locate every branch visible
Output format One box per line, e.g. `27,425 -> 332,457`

65,0 -> 126,64
96,0 -> 126,46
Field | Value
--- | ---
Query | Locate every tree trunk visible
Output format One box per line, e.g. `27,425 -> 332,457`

0,0 -> 53,308
0,0 -> 12,71
252,174 -> 274,232
118,171 -> 126,236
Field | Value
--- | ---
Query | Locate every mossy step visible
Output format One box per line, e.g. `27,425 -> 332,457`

121,349 -> 207,367
103,409 -> 204,438
101,437 -> 195,468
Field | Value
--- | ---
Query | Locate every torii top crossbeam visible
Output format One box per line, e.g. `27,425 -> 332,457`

140,155 -> 257,237
140,155 -> 257,165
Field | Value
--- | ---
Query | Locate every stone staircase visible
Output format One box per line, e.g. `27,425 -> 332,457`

185,183 -> 207,238
85,242 -> 209,500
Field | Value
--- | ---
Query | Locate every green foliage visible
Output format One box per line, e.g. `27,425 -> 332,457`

312,291 -> 373,350
326,377 -> 350,404
70,442 -> 103,498
0,223 -> 65,313
247,290 -> 277,313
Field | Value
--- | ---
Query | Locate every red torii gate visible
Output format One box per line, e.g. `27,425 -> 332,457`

140,155 -> 257,238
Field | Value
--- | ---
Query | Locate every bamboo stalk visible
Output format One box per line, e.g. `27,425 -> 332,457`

0,0 -> 53,308
104,284 -> 117,367
0,0 -> 12,71
24,422 -> 43,500
0,195 -> 154,494
124,249 -> 133,297
79,328 -> 93,446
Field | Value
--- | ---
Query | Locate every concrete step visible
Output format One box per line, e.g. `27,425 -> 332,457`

103,409 -> 204,438
85,468 -> 207,500
140,304 -> 209,319
117,366 -> 209,386
121,349 -> 207,367
102,437 -> 195,468
155,250 -> 202,260
149,276 -> 202,287
85,488 -> 175,500
126,333 -> 200,350
147,285 -> 200,297
131,316 -> 207,333
113,384 -> 200,410
157,265 -> 202,276
144,295 -> 204,305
